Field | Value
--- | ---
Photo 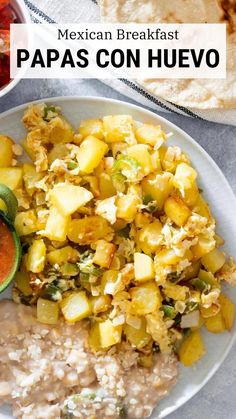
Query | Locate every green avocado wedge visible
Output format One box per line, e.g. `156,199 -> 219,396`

0,184 -> 21,294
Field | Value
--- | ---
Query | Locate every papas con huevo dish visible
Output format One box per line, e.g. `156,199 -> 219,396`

0,103 -> 236,418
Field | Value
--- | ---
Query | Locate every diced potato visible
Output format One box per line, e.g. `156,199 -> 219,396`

47,116 -> 74,144
205,311 -> 225,333
15,271 -> 32,296
48,143 -> 69,165
90,295 -> 112,314
111,142 -> 128,157
0,167 -> 23,190
0,135 -> 13,167
155,249 -> 181,266
134,253 -> 155,282
93,240 -> 116,268
37,298 -> 59,325
98,319 -> 122,348
150,150 -> 162,173
15,209 -> 40,236
141,173 -> 173,210
124,317 -> 152,349
137,220 -> 162,255
23,163 -> 43,195
101,270 -> 119,295
182,181 -> 199,207
47,246 -> 79,265
60,291 -> 92,322
26,239 -> 46,273
76,136 -> 108,174
21,138 -> 35,161
79,119 -> 104,139
135,123 -> 165,147
68,216 -> 113,245
83,176 -> 100,197
116,194 -> 139,222
191,235 -> 216,261
164,196 -> 191,227
88,322 -> 101,352
201,248 -> 226,274
178,330 -> 205,367
193,194 -> 212,221
183,261 -> 201,280
50,183 -> 93,216
198,269 -> 219,287
98,173 -> 116,199
126,144 -> 153,176
43,207 -> 70,242
174,163 -> 197,190
219,294 -> 235,331
103,115 -> 135,143
134,212 -> 152,228
130,282 -> 162,315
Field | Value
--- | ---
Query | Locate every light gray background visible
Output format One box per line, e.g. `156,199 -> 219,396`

0,78 -> 236,419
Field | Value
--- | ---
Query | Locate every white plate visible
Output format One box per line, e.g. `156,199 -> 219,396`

1,96 -> 236,419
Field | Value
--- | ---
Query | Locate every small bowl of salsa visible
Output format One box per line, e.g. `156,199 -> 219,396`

0,0 -> 30,98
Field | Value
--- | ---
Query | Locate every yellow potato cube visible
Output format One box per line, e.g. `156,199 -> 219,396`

163,282 -> 189,301
219,294 -> 235,331
43,207 -> 70,242
193,194 -> 212,221
178,330 -> 205,367
90,295 -> 112,314
116,194 -> 139,222
15,210 -> 39,236
101,270 -> 119,295
191,236 -> 216,261
141,173 -> 173,210
134,253 -> 155,282
130,282 -> 162,315
93,240 -> 116,268
134,212 -> 152,228
124,317 -> 152,349
137,220 -> 162,255
26,239 -> 46,273
48,143 -> 69,165
68,216 -> 113,245
135,123 -> 165,147
0,167 -> 23,190
76,135 -> 108,174
205,311 -> 225,333
79,119 -> 104,139
98,319 -> 122,348
23,163 -> 43,195
182,181 -> 199,208
37,298 -> 59,325
88,322 -> 101,352
103,115 -> 135,143
164,196 -> 191,227
174,163 -> 197,190
15,271 -> 32,296
201,248 -> 226,274
47,246 -> 79,265
0,135 -> 13,167
60,291 -> 92,322
98,173 -> 116,199
47,116 -> 74,144
156,249 -> 181,266
21,138 -> 35,161
126,144 -> 153,176
50,183 -> 93,216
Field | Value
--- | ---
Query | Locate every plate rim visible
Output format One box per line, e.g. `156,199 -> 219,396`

1,95 -> 236,418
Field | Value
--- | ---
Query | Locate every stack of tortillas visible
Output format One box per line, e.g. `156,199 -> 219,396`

101,0 -> 236,109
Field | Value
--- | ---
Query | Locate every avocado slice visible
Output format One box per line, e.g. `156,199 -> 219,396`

0,184 -> 21,293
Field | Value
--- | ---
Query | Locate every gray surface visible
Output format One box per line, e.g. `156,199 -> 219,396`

0,78 -> 236,419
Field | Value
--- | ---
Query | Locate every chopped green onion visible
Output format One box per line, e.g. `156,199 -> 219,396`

161,304 -> 176,319
111,172 -> 126,193
142,194 -> 153,205
67,161 -> 78,170
191,278 -> 209,292
61,263 -> 79,277
43,105 -> 57,121
167,272 -> 182,283
113,154 -> 141,173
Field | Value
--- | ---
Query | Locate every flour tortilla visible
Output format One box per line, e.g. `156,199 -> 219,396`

101,0 -> 236,109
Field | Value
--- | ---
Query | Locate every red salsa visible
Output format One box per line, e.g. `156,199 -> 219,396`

0,218 -> 16,284
0,1 -> 19,90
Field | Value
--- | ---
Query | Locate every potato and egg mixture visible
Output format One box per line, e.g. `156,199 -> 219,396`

0,103 -> 235,367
